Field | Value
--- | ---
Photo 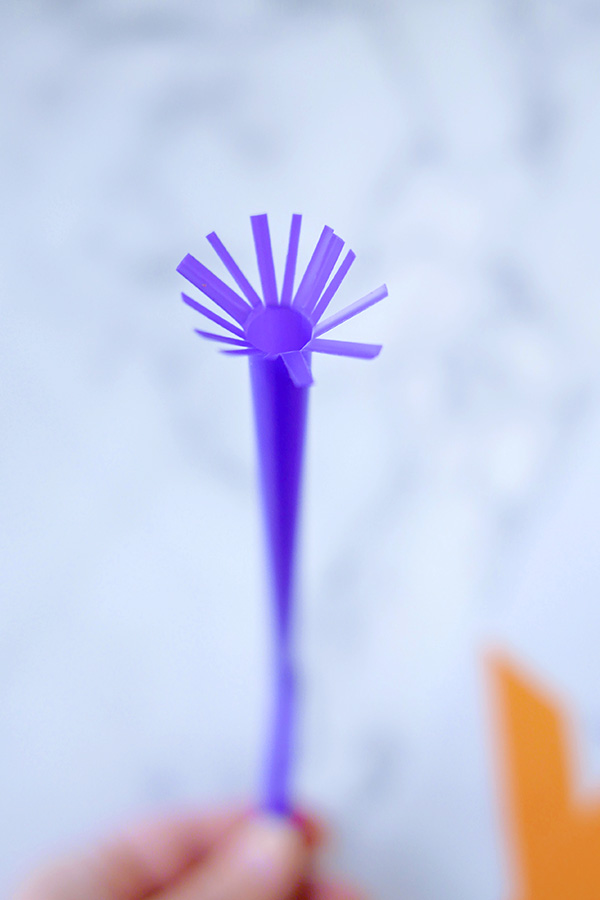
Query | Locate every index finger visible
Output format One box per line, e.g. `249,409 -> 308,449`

14,807 -> 248,900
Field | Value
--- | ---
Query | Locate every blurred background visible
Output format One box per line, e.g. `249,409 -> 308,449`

2,1 -> 600,897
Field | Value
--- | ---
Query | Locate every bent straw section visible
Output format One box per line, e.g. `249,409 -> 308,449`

194,330 -> 251,347
206,232 -> 262,308
314,285 -> 388,337
292,226 -> 334,311
282,350 -> 314,388
251,214 -> 279,307
304,234 -> 344,316
181,293 -> 246,338
280,214 -> 302,307
177,255 -> 250,325
310,249 -> 356,325
221,348 -> 261,355
309,337 -> 382,358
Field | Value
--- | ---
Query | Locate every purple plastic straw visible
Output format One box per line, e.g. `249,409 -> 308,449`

250,354 -> 308,813
177,215 -> 387,814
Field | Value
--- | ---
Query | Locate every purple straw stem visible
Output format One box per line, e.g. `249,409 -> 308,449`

280,214 -> 302,307
309,249 -> 356,325
250,354 -> 309,814
177,255 -> 250,325
206,232 -> 262,308
181,293 -> 246,338
251,214 -> 279,307
308,337 -> 382,359
313,284 -> 388,337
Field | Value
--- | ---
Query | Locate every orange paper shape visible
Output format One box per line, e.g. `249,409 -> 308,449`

490,656 -> 600,900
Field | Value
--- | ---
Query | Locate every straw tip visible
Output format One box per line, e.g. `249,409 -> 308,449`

176,254 -> 194,275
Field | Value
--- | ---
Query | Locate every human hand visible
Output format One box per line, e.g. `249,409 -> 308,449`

13,808 -> 364,900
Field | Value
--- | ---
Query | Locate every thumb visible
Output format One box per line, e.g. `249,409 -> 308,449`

160,814 -> 309,900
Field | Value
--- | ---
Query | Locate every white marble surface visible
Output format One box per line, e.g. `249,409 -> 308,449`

2,1 -> 600,897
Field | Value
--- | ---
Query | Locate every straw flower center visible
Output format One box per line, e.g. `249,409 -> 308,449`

245,306 -> 313,355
